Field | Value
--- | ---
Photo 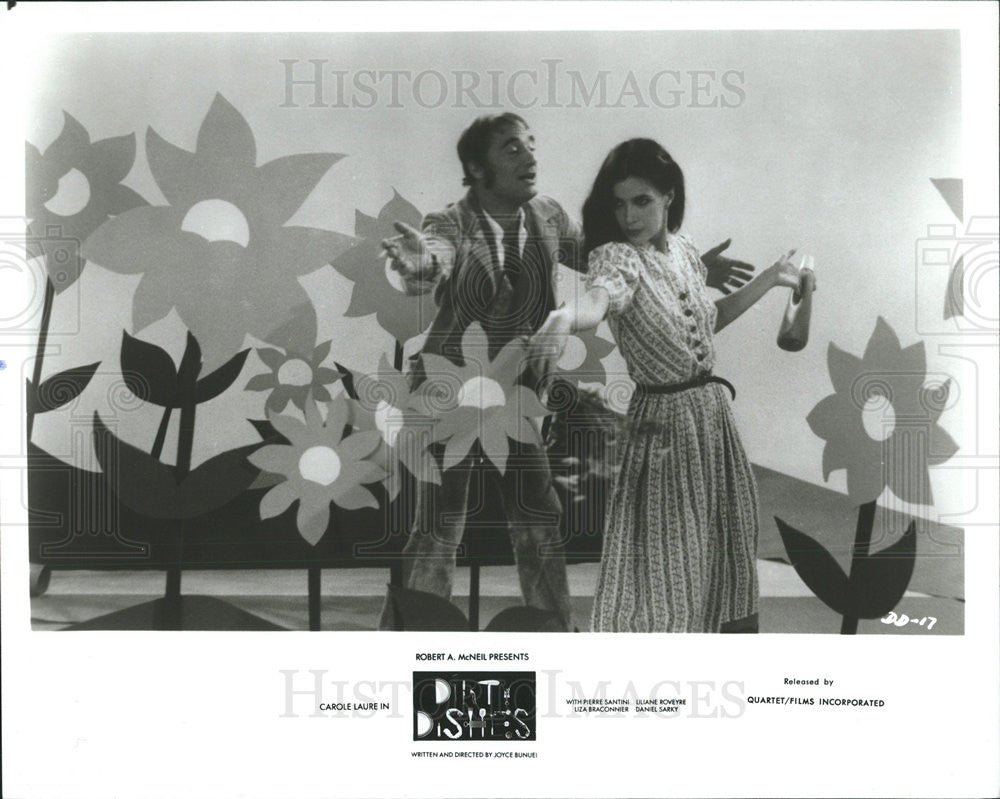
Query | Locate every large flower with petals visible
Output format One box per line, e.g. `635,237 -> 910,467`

26,112 -> 147,292
412,323 -> 549,473
331,190 -> 437,343
81,93 -> 355,370
347,354 -> 441,499
807,317 -> 958,505
248,395 -> 386,545
245,339 -> 342,413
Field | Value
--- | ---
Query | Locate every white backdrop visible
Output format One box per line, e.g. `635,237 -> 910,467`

23,29 -> 971,521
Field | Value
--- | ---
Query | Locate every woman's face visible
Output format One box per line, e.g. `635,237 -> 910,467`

612,176 -> 673,246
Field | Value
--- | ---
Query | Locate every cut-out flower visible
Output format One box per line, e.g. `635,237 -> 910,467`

26,112 -> 147,292
247,395 -> 386,545
552,325 -> 616,386
245,339 -> 341,413
412,323 -> 548,474
332,190 -> 437,343
806,317 -> 958,506
81,93 -> 355,371
347,354 -> 441,499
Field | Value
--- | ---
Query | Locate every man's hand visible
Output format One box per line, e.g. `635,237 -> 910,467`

701,238 -> 756,295
381,221 -> 450,291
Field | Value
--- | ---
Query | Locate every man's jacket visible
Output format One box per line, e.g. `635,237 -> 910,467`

408,191 -> 585,383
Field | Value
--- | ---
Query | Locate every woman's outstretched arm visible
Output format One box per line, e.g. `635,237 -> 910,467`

714,250 -> 804,333
528,287 -> 610,377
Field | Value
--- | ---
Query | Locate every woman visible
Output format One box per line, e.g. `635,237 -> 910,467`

530,139 -> 808,633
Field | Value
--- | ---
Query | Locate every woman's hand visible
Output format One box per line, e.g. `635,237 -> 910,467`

528,308 -> 573,378
768,251 -> 818,301
767,249 -> 800,291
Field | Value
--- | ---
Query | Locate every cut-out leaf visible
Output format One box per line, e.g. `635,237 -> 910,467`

177,443 -> 268,517
27,361 -> 101,414
120,331 -> 179,407
386,584 -> 469,631
177,331 -> 203,387
944,255 -> 964,319
333,361 -> 357,399
775,516 -> 850,615
93,413 -> 263,519
248,470 -> 285,491
847,520 -> 918,618
197,348 -> 250,403
247,417 -> 289,444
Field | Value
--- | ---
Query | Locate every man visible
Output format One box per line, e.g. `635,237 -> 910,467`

379,113 -> 753,631
378,113 -> 578,631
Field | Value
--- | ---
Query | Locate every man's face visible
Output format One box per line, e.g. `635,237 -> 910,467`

473,122 -> 538,206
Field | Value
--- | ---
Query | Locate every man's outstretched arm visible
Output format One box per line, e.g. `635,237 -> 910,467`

382,219 -> 456,297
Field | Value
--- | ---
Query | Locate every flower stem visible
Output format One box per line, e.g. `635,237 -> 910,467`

388,338 -> 405,628
162,352 -> 199,630
26,278 -> 55,442
393,339 -> 404,372
151,406 -> 172,460
840,499 -> 877,635
308,566 -> 321,631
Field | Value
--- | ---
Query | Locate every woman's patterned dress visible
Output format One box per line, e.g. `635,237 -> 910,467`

586,235 -> 759,632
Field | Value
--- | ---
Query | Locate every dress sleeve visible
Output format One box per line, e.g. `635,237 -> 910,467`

675,233 -> 707,283
585,242 -> 641,315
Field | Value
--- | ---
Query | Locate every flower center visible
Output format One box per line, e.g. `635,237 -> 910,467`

298,445 -> 341,485
557,335 -> 588,371
384,257 -> 406,293
277,358 -> 314,387
456,376 -> 506,409
181,199 -> 250,247
43,168 -> 91,217
375,399 -> 405,447
861,395 -> 896,441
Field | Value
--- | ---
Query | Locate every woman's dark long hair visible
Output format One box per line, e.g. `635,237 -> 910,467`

582,139 -> 686,259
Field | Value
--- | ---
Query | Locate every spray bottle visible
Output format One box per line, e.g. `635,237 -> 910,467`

777,254 -> 815,352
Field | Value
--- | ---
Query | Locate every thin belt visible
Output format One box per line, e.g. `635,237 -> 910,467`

634,373 -> 737,401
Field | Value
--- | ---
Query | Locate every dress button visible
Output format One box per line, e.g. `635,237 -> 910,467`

678,292 -> 688,300
683,309 -> 693,317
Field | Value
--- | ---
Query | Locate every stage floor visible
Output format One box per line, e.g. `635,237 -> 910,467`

29,561 -> 963,634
